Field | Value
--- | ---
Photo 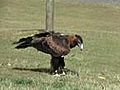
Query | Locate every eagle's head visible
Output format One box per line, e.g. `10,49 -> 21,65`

68,34 -> 83,51
75,35 -> 83,51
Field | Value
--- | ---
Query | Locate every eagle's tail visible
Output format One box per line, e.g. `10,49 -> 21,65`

13,37 -> 33,49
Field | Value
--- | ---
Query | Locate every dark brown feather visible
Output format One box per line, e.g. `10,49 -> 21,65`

31,33 -> 70,57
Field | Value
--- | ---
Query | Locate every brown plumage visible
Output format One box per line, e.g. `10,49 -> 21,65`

14,31 -> 83,75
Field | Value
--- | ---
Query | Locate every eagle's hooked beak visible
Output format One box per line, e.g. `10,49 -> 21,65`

78,43 -> 83,51
80,43 -> 83,51
77,39 -> 83,51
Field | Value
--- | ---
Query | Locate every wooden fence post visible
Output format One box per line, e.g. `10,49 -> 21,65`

46,0 -> 54,31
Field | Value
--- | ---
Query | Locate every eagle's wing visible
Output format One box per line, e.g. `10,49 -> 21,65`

46,35 -> 70,57
31,32 -> 70,57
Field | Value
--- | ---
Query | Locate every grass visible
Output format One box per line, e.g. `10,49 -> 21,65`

0,0 -> 120,90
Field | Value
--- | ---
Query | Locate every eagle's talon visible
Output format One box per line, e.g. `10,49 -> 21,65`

53,73 -> 60,77
60,71 -> 66,76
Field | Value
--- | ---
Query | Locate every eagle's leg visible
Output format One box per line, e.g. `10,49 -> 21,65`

59,56 -> 65,69
50,56 -> 60,75
59,56 -> 66,75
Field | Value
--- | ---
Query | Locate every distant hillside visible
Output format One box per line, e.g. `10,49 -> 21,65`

80,0 -> 120,4
56,0 -> 120,5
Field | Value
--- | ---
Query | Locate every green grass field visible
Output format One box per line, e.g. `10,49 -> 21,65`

0,0 -> 120,90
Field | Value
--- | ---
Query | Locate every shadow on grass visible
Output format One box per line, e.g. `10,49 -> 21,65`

12,67 -> 79,76
12,67 -> 51,74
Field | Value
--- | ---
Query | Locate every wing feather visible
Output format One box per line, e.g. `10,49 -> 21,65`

31,32 -> 70,57
46,35 -> 70,57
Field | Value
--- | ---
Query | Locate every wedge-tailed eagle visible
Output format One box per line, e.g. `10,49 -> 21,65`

14,31 -> 83,75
